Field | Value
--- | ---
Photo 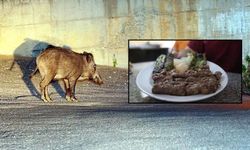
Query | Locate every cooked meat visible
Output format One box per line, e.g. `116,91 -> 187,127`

214,71 -> 222,80
152,67 -> 222,96
186,83 -> 200,95
152,82 -> 186,96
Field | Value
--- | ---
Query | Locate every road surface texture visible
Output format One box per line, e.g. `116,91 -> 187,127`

1,57 -> 250,150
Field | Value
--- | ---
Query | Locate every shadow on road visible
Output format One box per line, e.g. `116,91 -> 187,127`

28,101 -> 250,116
9,38 -> 66,99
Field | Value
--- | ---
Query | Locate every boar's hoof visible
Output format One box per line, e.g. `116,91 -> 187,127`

66,96 -> 78,102
71,97 -> 78,102
41,95 -> 52,103
66,97 -> 72,102
66,96 -> 73,102
41,97 -> 52,103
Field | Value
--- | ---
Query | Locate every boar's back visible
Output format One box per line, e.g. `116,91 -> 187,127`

37,47 -> 84,80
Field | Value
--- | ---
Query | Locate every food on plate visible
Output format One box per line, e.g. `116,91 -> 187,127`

173,53 -> 193,73
164,53 -> 174,71
152,52 -> 222,96
153,54 -> 166,73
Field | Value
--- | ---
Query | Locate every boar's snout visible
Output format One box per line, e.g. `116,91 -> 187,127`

92,72 -> 103,85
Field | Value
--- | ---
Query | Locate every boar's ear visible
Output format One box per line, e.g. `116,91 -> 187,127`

87,53 -> 94,63
86,54 -> 91,63
83,52 -> 93,63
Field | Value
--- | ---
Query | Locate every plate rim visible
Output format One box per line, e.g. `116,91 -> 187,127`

136,61 -> 228,102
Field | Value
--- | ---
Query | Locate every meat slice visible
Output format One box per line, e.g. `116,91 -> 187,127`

151,67 -> 222,96
186,83 -> 200,95
152,82 -> 186,96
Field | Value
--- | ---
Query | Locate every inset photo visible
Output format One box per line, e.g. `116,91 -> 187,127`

129,40 -> 242,103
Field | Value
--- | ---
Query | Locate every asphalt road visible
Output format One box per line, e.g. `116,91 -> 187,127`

1,58 -> 250,149
1,99 -> 250,150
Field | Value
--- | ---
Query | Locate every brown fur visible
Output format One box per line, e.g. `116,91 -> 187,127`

35,47 -> 103,102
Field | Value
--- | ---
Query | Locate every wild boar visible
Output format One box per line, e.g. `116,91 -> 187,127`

34,46 -> 103,102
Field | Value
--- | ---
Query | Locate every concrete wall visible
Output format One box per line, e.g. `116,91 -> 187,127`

0,0 -> 249,67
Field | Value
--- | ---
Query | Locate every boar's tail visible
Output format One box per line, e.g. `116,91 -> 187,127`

29,67 -> 38,78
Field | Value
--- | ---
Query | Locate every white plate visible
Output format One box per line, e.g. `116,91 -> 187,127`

136,61 -> 228,102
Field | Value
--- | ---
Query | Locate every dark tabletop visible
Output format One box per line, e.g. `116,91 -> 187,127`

129,62 -> 241,104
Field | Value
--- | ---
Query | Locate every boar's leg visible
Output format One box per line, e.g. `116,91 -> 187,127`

40,76 -> 53,102
68,79 -> 78,102
44,85 -> 52,102
63,79 -> 78,102
63,79 -> 72,102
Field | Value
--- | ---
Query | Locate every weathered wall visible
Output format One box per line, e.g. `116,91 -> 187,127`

0,0 -> 249,67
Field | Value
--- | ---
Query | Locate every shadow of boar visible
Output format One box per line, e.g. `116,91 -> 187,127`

34,46 -> 103,102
